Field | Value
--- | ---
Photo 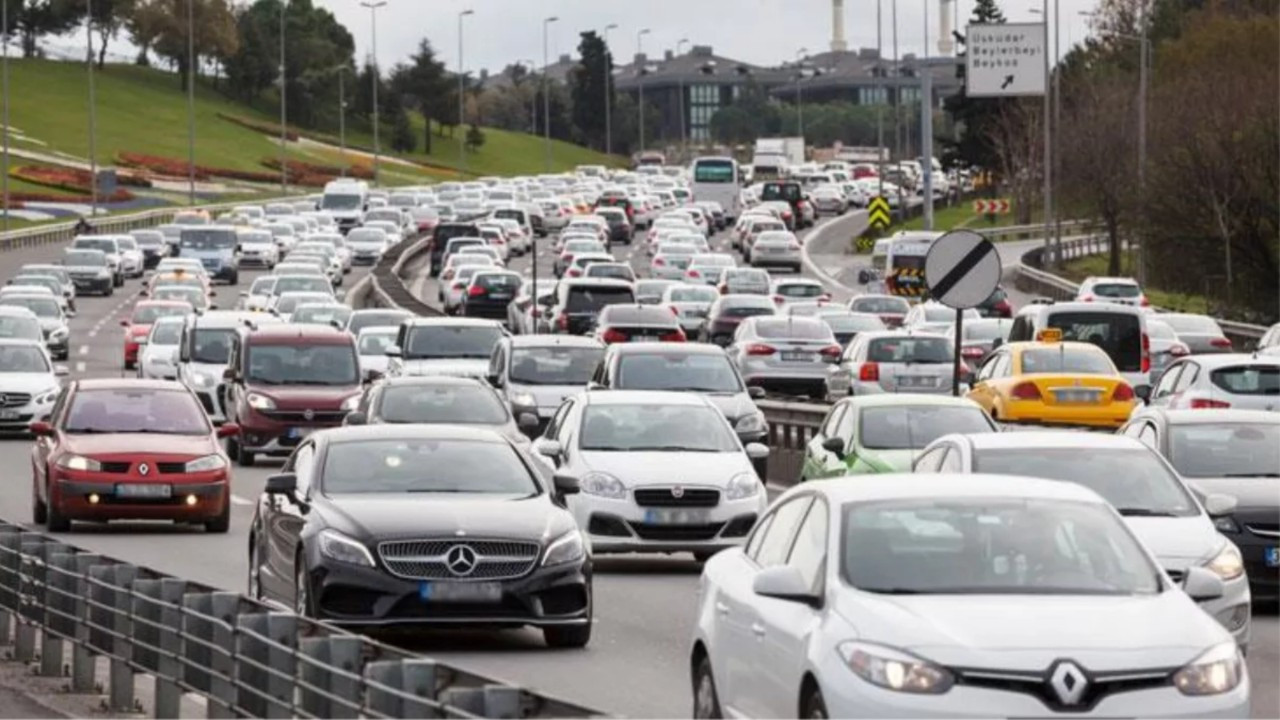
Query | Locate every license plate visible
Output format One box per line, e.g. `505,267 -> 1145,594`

286,427 -> 313,439
0,410 -> 19,420
1054,390 -> 1099,403
489,293 -> 512,301
419,581 -> 502,603
631,335 -> 660,343
1266,547 -> 1279,568
115,483 -> 171,499
898,376 -> 935,388
643,508 -> 710,525
780,351 -> 813,362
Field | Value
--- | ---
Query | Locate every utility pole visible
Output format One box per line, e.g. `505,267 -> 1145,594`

338,66 -> 347,176
1137,3 -> 1149,287
795,48 -> 808,141
677,38 -> 689,157
87,0 -> 98,217
2,0 -> 10,234
278,0 -> 286,195
457,9 -> 473,174
892,0 -> 903,214
361,0 -> 387,187
637,28 -> 650,153
543,16 -> 559,172
876,0 -> 884,200
603,24 -> 617,156
1040,0 -> 1053,267
920,0 -> 933,229
186,0 -> 196,205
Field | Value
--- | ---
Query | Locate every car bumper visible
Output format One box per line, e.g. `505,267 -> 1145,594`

0,397 -> 57,431
123,340 -> 143,364
1235,535 -> 1280,601
570,493 -> 764,554
1192,573 -> 1251,649
239,253 -> 277,267
50,473 -> 229,522
750,249 -> 802,267
204,265 -> 238,282
71,277 -> 112,294
650,267 -> 688,281
999,400 -> 1134,429
304,552 -> 591,629
237,409 -> 348,455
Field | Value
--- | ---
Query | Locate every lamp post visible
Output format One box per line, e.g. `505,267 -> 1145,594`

186,0 -> 196,205
338,66 -> 348,176
361,0 -> 387,187
543,16 -> 559,172
676,37 -> 689,156
1032,4 -> 1061,261
2,0 -> 10,234
603,23 -> 617,155
457,9 -> 473,173
876,0 -> 885,199
87,0 -> 98,216
795,48 -> 808,141
920,0 -> 933,230
278,0 -> 286,194
636,28 -> 650,152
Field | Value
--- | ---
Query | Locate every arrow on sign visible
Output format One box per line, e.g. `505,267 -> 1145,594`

1001,75 -> 1014,89
868,196 -> 892,229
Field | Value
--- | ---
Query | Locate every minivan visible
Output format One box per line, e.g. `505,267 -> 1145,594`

1006,301 -> 1151,391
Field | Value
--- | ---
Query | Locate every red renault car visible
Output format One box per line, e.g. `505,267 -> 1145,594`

121,300 -> 190,369
222,325 -> 362,467
30,378 -> 238,533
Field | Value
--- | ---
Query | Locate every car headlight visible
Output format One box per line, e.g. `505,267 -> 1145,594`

49,327 -> 69,340
246,392 -> 276,411
317,529 -> 375,567
838,641 -> 954,695
1204,543 -> 1244,581
734,412 -> 766,434
725,472 -> 761,501
34,387 -> 59,405
542,530 -> 586,566
580,471 -> 627,499
509,391 -> 537,408
97,269 -> 111,279
341,395 -> 361,411
184,454 -> 227,472
1173,642 -> 1244,696
56,454 -> 102,472
190,372 -> 215,388
1213,516 -> 1240,534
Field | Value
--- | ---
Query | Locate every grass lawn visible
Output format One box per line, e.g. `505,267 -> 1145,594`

900,202 -> 1042,232
1058,252 -> 1215,314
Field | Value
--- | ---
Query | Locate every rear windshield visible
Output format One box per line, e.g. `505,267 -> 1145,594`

860,405 -> 993,450
349,312 -> 411,335
616,353 -> 741,393
851,296 -> 910,314
777,284 -> 824,298
602,306 -> 673,325
1045,311 -> 1142,372
721,303 -> 775,318
1162,315 -> 1222,335
820,314 -> 884,333
1168,424 -> 1280,478
566,286 -> 635,313
754,318 -> 832,340
0,315 -> 42,341
1021,347 -> 1115,375
670,286 -> 718,303
132,305 -> 189,324
378,384 -> 509,425
1209,365 -> 1280,396
1093,283 -> 1140,298
761,183 -> 802,202
965,322 -> 1011,342
475,273 -> 521,291
405,325 -> 503,360
867,337 -> 951,363
586,265 -> 635,281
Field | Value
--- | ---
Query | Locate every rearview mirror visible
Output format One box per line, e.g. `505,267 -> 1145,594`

119,319 -> 129,327
752,566 -> 820,607
533,438 -> 562,458
1181,566 -> 1224,602
53,365 -> 69,377
29,420 -> 53,437
747,386 -> 766,400
745,442 -> 770,460
385,345 -> 402,357
552,473 -> 580,498
222,368 -> 237,382
518,412 -> 540,432
265,472 -> 297,495
344,411 -> 368,426
1134,384 -> 1152,404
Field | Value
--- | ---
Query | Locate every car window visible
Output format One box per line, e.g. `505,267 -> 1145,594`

913,446 -> 948,472
321,438 -> 538,495
293,443 -> 315,497
377,383 -> 509,424
578,404 -> 739,452
754,497 -> 814,568
787,499 -> 829,595
938,448 -> 962,472
1168,423 -> 1280,479
860,406 -> 994,450
1044,311 -> 1142,372
1137,423 -> 1159,449
1173,363 -> 1199,393
1153,364 -> 1182,399
867,337 -> 951,364
745,513 -> 775,560
1209,365 -> 1280,396
1020,347 -> 1115,375
820,405 -> 847,437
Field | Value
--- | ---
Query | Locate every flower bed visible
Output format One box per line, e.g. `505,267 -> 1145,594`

11,166 -> 136,202
261,157 -> 374,181
118,151 -> 334,187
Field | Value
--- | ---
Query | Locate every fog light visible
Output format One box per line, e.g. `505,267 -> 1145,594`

1216,604 -> 1250,633
185,495 -> 198,506
87,493 -> 100,505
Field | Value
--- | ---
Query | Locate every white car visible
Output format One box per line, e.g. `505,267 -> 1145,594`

663,283 -> 719,335
532,390 -> 768,558
386,317 -> 506,379
270,291 -> 335,322
0,339 -> 65,432
1145,353 -> 1280,412
363,219 -> 404,246
115,236 -> 146,278
345,228 -> 390,265
303,232 -> 352,273
356,326 -> 397,381
236,229 -> 280,269
1077,275 -> 1150,308
690,474 -> 1251,719
685,253 -> 736,285
137,315 -> 185,380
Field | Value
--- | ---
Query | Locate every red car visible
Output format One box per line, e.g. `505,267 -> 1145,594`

30,379 -> 238,533
120,300 -> 190,369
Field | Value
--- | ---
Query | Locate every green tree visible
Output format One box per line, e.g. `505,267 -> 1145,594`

5,0 -> 82,58
570,30 -> 611,150
465,123 -> 485,152
385,89 -> 415,153
941,0 -> 1009,173
134,0 -> 238,90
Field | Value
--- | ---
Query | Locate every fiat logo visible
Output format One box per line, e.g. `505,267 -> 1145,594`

671,486 -> 685,499
303,409 -> 315,421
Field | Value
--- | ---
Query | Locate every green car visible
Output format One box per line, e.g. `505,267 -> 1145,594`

801,395 -> 998,479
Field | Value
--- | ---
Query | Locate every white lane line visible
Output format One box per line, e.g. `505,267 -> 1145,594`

231,495 -> 254,507
77,345 -> 89,356
74,361 -> 85,373
88,331 -> 97,339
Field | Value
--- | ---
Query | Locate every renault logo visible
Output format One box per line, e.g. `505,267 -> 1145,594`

444,545 -> 479,577
138,463 -> 150,476
1047,660 -> 1089,706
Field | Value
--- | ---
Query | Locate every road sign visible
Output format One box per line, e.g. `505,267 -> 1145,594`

966,23 -> 1046,97
867,196 -> 891,229
886,266 -> 928,297
924,229 -> 1002,310
972,198 -> 1011,214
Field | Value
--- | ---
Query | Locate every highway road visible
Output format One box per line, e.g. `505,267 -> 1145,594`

0,217 -> 1272,719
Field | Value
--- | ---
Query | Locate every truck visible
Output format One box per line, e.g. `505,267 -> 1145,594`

753,137 -> 806,167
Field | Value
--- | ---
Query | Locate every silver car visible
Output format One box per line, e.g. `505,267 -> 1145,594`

685,253 -> 736,285
1146,319 -> 1191,385
749,231 -> 802,272
727,316 -> 840,398
663,283 -> 719,335
1158,313 -> 1234,354
650,245 -> 698,281
1146,354 -> 1279,412
830,330 -> 956,397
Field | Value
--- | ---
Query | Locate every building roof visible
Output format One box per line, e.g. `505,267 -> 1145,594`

613,45 -> 790,89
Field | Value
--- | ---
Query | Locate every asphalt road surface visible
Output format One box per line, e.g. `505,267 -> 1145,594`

0,218 -> 1272,719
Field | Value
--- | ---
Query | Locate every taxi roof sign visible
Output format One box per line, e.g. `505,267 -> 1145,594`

1036,328 -> 1063,342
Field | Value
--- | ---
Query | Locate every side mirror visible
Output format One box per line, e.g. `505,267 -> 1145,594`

533,438 -> 562,458
1203,493 -> 1237,518
1181,566 -> 1225,602
752,565 -> 819,607
119,319 -> 129,327
209,291 -> 217,297
385,346 -> 402,357
362,369 -> 383,384
745,442 -> 770,460
264,472 -> 297,495
1134,384 -> 1152,404
518,412 -> 540,432
54,365 -> 70,377
222,368 -> 237,382
344,411 -> 368,426
822,436 -> 846,457
216,422 -> 240,438
990,337 -> 1004,350
552,473 -> 580,498
29,420 -> 54,437
747,386 -> 766,400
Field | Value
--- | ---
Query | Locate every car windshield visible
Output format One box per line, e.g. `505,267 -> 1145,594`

405,325 -> 503,359
348,230 -> 386,244
820,314 -> 884,333
851,296 -> 911,314
64,251 -> 105,267
132,305 -> 188,324
579,404 -> 740,452
322,439 -> 537,495
1021,347 -> 1115,374
358,330 -> 397,356
0,297 -> 58,318
249,278 -> 277,295
616,353 -> 741,393
152,288 -> 202,307
180,229 -> 236,250
75,239 -> 115,253
247,344 -> 358,385
1167,423 -> 1280,478
754,318 -> 832,340
867,337 -> 951,363
965,321 -> 1011,341
190,329 -> 234,364
292,305 -> 352,326
10,278 -> 59,294
841,498 -> 1161,595
1208,365 -> 1280,396
777,284 -> 823,298
150,322 -> 182,345
1093,283 -> 1140,298
1146,320 -> 1177,340
974,448 -> 1198,516
378,384 -> 509,424
322,194 -> 363,211
860,405 -> 993,449
670,286 -> 718,303
510,346 -> 602,385
65,389 -> 209,435
586,265 -> 634,281
0,345 -> 49,372
0,316 -> 42,341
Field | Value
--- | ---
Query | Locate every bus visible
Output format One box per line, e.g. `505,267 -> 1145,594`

881,231 -> 943,298
690,156 -> 742,221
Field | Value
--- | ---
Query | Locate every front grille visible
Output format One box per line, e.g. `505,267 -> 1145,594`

260,410 -> 347,423
157,462 -> 188,474
1247,523 -> 1280,538
634,488 -> 721,508
319,586 -> 383,616
377,539 -> 540,581
953,663 -> 1174,712
0,393 -> 31,409
627,522 -> 725,542
100,461 -> 132,474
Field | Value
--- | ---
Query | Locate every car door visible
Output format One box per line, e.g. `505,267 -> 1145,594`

1148,362 -> 1184,408
967,349 -> 1006,410
263,442 -> 314,602
32,386 -> 70,505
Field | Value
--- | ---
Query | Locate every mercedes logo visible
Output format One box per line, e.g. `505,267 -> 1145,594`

1047,660 -> 1089,706
137,462 -> 150,476
0,394 -> 7,406
303,409 -> 315,421
671,486 -> 685,499
444,545 -> 479,577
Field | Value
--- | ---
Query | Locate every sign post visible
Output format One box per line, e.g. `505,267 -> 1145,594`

965,23 -> 1047,98
924,229 -> 1002,396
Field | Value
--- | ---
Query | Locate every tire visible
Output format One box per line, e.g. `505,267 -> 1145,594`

32,483 -> 47,525
228,434 -> 256,467
114,274 -> 124,288
125,360 -> 135,370
228,271 -> 239,286
104,285 -> 114,297
46,494 -> 70,533
543,622 -> 591,649
802,686 -> 827,720
294,555 -> 315,618
692,655 -> 723,719
247,535 -> 262,600
205,499 -> 231,533
238,448 -> 256,468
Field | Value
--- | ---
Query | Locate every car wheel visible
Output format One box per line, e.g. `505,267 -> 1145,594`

801,685 -> 827,720
543,621 -> 591,649
238,448 -> 256,468
205,499 -> 230,533
228,272 -> 239,286
692,654 -> 723,719
32,483 -> 47,525
104,285 -> 114,297
294,555 -> 314,618
46,493 -> 70,533
124,360 -> 135,370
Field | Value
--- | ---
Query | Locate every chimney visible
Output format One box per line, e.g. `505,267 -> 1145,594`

938,0 -> 955,55
664,49 -> 674,61
831,0 -> 848,52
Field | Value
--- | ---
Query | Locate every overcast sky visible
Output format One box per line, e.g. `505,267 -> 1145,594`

317,0 -> 1099,75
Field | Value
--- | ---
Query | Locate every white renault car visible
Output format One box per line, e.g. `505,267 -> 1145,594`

690,475 -> 1250,719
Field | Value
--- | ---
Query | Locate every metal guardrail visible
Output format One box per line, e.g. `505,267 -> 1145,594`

0,523 -> 602,718
758,399 -> 828,487
361,234 -> 443,316
977,219 -> 1092,243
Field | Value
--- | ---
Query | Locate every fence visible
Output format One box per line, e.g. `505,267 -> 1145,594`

757,400 -> 828,487
0,524 -> 601,719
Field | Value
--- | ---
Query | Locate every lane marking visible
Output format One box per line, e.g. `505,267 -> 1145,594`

77,345 -> 89,356
74,361 -> 85,373
231,495 -> 254,507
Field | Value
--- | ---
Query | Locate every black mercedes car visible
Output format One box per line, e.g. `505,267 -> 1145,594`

247,424 -> 592,647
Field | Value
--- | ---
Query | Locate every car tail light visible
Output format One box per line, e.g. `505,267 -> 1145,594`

688,270 -> 701,279
467,285 -> 486,297
561,253 -> 574,262
994,299 -> 1012,316
961,346 -> 985,359
746,343 -> 776,356
1210,337 -> 1233,349
653,257 -> 665,266
1190,398 -> 1231,409
819,344 -> 841,361
720,285 -> 729,295
452,281 -> 466,290
490,237 -> 505,245
660,329 -> 686,342
773,295 -> 785,305
1141,332 -> 1151,374
601,328 -> 627,343
1081,294 -> 1094,302
858,362 -> 879,381
567,268 -> 582,277
1011,381 -> 1042,400
1112,383 -> 1135,402
1140,296 -> 1150,307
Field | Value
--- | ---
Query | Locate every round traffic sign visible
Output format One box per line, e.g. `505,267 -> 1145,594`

924,229 -> 1002,309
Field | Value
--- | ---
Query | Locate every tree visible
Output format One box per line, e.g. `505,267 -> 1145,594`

69,0 -> 138,68
6,0 -> 81,58
385,89 -> 415,153
394,38 -> 450,153
137,0 -> 238,90
569,30 -> 611,150
465,123 -> 485,152
987,98 -> 1041,225
941,0 -> 1009,173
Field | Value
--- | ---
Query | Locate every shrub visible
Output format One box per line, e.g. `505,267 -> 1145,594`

12,166 -> 136,202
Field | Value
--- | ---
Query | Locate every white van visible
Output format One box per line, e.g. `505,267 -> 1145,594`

320,179 -> 369,233
1006,301 -> 1152,390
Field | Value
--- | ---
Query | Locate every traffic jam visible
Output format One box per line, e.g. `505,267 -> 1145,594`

4,163 -> 1277,718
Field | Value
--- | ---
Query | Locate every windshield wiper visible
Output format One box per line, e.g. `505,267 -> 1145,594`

623,445 -> 721,452
1221,473 -> 1280,478
1116,507 -> 1179,517
860,587 -> 926,595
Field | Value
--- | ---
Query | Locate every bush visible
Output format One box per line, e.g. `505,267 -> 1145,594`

217,113 -> 300,142
11,166 -> 136,202
261,157 -> 374,181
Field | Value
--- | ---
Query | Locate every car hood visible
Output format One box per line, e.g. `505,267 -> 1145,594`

0,372 -> 59,393
397,359 -> 489,379
581,450 -> 752,487
834,592 -> 1223,670
1187,477 -> 1280,510
37,318 -> 66,332
1123,515 -> 1220,567
63,432 -> 217,458
699,392 -> 757,423
851,448 -> 916,473
245,383 -> 361,408
64,264 -> 108,274
322,493 -> 572,542
507,382 -> 586,410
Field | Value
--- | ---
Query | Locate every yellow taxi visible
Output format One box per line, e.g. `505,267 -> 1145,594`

145,268 -> 211,297
966,329 -> 1137,428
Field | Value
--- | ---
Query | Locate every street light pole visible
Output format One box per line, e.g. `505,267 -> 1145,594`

892,0 -> 903,213
457,9 -> 473,174
920,0 -> 933,230
543,16 -> 559,172
2,0 -> 10,234
87,0 -> 97,217
186,0 -> 196,205
1137,7 -> 1150,288
1040,0 -> 1053,266
795,48 -> 807,142
637,28 -> 650,153
603,24 -> 617,156
338,66 -> 347,176
876,0 -> 885,199
677,38 -> 689,157
361,0 -> 387,187
278,0 -> 286,195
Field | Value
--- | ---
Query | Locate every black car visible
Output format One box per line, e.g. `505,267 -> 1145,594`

595,208 -> 633,245
760,182 -> 810,229
545,278 -> 635,336
699,294 -> 777,346
248,424 -> 592,647
460,270 -> 523,322
345,375 -> 539,442
429,222 -> 481,276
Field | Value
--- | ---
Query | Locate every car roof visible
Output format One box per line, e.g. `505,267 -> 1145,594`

607,341 -> 724,357
582,389 -> 713,407
402,317 -> 504,329
1034,302 -> 1147,318
508,334 -> 603,349
317,424 -> 511,445
245,325 -> 353,344
960,431 -> 1144,451
1176,353 -> 1280,369
838,394 -> 982,409
378,375 -> 489,388
793,473 -> 1107,506
0,337 -> 45,348
192,311 -> 275,329
561,278 -> 634,289
1005,340 -> 1106,354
